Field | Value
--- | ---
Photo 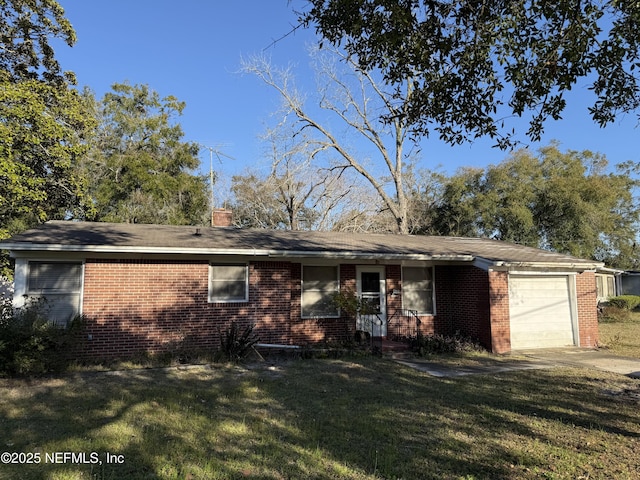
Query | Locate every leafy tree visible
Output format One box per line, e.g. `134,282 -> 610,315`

0,0 -> 75,84
300,1 -> 640,147
0,1 -> 94,278
431,144 -> 640,267
81,83 -> 209,225
0,74 -> 95,238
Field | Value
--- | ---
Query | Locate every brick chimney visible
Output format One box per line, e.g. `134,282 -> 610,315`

211,208 -> 233,227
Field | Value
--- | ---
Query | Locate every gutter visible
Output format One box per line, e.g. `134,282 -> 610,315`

490,260 -> 605,270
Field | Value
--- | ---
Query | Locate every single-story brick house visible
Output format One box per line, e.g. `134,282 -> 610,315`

1,220 -> 604,358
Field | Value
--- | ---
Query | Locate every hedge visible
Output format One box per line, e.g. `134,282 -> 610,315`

607,295 -> 640,311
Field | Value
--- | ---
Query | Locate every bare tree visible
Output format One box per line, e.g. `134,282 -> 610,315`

242,46 -> 420,234
231,120 -> 369,231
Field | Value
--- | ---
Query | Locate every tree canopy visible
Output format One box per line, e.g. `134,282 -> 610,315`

0,0 -> 76,84
431,144 -> 640,268
0,0 -> 93,241
80,83 -> 209,225
301,0 -> 640,147
0,73 -> 94,238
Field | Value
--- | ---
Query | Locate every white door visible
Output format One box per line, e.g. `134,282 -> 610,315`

357,266 -> 387,337
509,275 -> 577,349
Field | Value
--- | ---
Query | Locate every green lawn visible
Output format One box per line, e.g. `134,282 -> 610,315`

1,356 -> 639,480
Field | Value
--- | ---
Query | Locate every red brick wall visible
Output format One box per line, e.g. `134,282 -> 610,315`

434,265 -> 492,349
81,259 -> 297,359
77,258 -> 599,359
80,259 -> 360,359
576,271 -> 599,347
488,270 -> 510,354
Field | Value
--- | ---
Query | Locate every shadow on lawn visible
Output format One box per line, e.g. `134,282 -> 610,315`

0,359 -> 639,479
256,359 -> 640,479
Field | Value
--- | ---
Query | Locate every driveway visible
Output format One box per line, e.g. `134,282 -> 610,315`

519,348 -> 640,378
390,348 -> 640,379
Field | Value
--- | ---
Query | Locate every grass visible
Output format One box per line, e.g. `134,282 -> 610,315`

598,310 -> 640,358
1,355 -> 639,480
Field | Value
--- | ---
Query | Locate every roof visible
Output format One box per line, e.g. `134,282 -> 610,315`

0,221 -> 603,269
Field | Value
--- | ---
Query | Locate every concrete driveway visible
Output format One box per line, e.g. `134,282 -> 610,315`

518,348 -> 640,379
391,348 -> 640,379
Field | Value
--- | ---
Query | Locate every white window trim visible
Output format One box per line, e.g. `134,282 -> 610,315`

208,263 -> 249,303
301,264 -> 341,319
401,265 -> 435,315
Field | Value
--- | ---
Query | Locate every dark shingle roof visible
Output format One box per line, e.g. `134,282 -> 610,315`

1,220 -> 602,268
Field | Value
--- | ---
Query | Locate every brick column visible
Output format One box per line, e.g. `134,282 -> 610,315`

488,270 -> 511,354
575,271 -> 599,348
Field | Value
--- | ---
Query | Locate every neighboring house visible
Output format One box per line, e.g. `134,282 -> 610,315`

621,271 -> 640,296
0,220 -> 603,359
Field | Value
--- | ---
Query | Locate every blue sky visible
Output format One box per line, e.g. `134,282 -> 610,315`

57,1 -> 639,204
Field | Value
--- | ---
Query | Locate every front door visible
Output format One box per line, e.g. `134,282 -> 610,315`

356,266 -> 387,337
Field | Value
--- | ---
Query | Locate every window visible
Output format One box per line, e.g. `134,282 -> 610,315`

27,261 -> 83,325
209,264 -> 248,302
607,276 -> 615,297
302,265 -> 339,318
596,275 -> 604,298
402,266 -> 434,314
596,274 -> 617,300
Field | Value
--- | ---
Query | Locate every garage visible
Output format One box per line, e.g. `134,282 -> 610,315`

509,275 -> 577,350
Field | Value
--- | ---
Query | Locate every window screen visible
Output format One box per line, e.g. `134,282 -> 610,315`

209,265 -> 248,302
402,266 -> 434,314
302,265 -> 339,317
27,262 -> 83,325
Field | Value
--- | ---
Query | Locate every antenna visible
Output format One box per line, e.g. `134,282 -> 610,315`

198,144 -> 234,208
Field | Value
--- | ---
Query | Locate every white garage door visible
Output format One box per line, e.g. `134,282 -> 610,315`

509,275 -> 576,350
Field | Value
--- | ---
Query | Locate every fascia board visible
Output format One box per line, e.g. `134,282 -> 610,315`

2,243 -> 475,262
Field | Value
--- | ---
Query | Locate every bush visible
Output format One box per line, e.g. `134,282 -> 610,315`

0,298 -> 82,377
599,305 -> 632,323
218,322 -> 260,362
607,295 -> 640,311
410,331 -> 483,355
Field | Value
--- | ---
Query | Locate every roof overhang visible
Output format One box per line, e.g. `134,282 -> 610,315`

2,243 -> 475,263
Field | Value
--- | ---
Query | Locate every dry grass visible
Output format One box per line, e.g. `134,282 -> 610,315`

1,356 -> 639,480
599,310 -> 640,358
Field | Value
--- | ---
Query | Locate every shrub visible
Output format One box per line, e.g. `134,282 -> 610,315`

410,331 -> 483,355
218,322 -> 260,362
607,295 -> 640,311
598,305 -> 632,323
0,298 -> 82,377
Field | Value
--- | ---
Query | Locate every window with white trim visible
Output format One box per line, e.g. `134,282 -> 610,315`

402,266 -> 434,314
209,264 -> 248,302
27,261 -> 83,325
302,265 -> 340,318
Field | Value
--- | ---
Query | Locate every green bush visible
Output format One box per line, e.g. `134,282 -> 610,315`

218,322 -> 260,362
607,295 -> 640,311
0,298 -> 81,377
